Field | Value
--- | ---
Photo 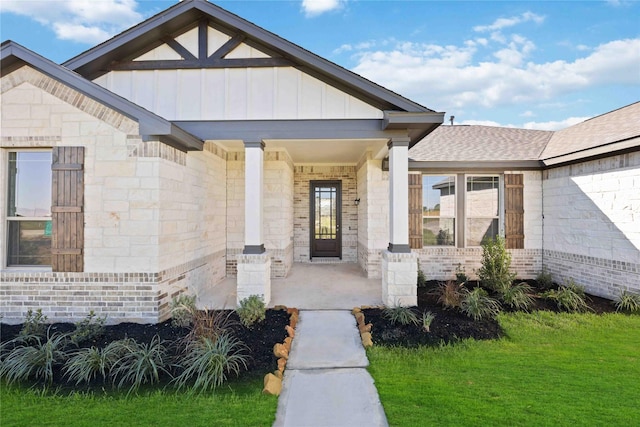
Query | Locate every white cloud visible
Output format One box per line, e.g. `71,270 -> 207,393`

522,117 -> 589,131
460,119 -> 510,127
0,0 -> 142,44
520,111 -> 535,118
301,0 -> 344,17
473,12 -> 544,33
352,37 -> 640,114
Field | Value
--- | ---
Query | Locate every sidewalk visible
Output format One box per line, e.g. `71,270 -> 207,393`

273,310 -> 388,427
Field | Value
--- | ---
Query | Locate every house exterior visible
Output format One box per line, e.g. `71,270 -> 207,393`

1,0 -> 638,324
408,102 -> 640,299
1,0 -> 443,323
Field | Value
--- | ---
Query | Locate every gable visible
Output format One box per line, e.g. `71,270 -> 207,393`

63,1 -> 439,116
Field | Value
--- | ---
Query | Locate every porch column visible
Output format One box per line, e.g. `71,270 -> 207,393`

237,140 -> 271,306
388,137 -> 410,252
382,136 -> 417,306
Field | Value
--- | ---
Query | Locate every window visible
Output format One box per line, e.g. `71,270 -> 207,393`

422,175 -> 455,246
466,175 -> 500,247
6,151 -> 52,267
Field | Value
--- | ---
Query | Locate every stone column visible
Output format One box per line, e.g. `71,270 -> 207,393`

237,140 -> 271,306
382,136 -> 417,306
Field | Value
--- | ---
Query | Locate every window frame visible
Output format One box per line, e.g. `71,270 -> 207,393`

421,174 -> 457,247
464,173 -> 504,247
4,148 -> 53,269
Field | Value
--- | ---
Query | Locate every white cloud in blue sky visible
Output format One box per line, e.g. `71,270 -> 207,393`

1,1 -> 637,130
0,0 -> 141,43
301,0 -> 344,17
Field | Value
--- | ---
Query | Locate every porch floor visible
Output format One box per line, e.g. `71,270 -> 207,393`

196,263 -> 382,310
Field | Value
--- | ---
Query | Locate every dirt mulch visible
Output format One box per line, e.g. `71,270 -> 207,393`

364,284 -> 617,348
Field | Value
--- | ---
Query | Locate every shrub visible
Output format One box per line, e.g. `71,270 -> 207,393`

70,311 -> 106,345
435,281 -> 466,309
1,328 -> 69,385
536,269 -> 554,290
172,333 -> 249,394
186,309 -> 236,343
500,282 -> 535,311
421,311 -> 436,332
382,305 -> 419,326
455,264 -> 468,285
64,340 -> 126,385
19,309 -> 48,339
110,335 -> 170,393
614,290 -> 640,313
477,236 -> 516,294
543,280 -> 590,313
417,268 -> 427,288
460,287 -> 501,321
236,295 -> 266,328
170,294 -> 197,328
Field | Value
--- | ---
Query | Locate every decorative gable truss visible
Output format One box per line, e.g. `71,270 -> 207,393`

108,19 -> 293,71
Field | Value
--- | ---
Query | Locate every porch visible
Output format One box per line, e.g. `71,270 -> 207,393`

197,263 -> 382,310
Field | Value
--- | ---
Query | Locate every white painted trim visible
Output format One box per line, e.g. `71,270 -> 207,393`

244,143 -> 264,248
388,140 -> 410,249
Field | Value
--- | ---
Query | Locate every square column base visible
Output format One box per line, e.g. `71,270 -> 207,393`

381,250 -> 417,306
237,253 -> 271,306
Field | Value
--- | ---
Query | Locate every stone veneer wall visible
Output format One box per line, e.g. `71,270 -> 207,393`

0,65 -> 227,323
226,149 -> 294,278
356,154 -> 389,278
542,152 -> 640,298
293,165 -> 358,262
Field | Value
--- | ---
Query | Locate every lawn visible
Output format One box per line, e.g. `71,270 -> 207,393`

0,375 -> 277,427
367,311 -> 640,427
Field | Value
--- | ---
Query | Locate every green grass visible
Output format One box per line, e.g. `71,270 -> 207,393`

0,375 -> 277,426
368,312 -> 640,426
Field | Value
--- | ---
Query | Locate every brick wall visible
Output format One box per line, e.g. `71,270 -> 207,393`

542,152 -> 640,298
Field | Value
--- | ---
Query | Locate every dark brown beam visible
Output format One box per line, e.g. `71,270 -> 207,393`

161,36 -> 197,61
198,18 -> 208,59
107,57 -> 293,70
209,33 -> 245,59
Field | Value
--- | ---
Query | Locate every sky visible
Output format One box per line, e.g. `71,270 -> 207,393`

1,0 -> 638,130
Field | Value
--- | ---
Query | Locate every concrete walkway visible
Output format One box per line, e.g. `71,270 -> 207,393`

274,310 -> 388,427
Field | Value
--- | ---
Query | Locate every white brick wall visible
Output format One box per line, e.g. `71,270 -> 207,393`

542,153 -> 640,298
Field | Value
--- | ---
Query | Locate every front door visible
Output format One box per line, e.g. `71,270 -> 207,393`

310,181 -> 342,258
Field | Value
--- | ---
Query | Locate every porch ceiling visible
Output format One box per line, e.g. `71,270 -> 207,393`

215,138 -> 389,163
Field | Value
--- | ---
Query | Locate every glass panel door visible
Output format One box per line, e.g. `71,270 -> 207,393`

310,181 -> 341,258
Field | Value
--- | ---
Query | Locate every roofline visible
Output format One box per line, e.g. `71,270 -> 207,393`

1,41 -> 202,151
541,137 -> 640,168
62,0 -> 435,114
406,160 -> 544,172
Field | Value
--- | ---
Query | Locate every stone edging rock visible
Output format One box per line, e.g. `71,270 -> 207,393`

352,307 -> 375,349
263,306 -> 299,396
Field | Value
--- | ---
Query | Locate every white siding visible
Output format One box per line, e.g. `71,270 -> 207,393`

94,67 -> 383,120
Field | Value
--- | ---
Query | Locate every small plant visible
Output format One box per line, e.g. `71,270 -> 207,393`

536,269 -> 554,290
70,311 -> 106,345
460,287 -> 501,321
172,333 -> 249,394
434,280 -> 466,309
236,295 -> 266,328
421,311 -> 436,332
477,236 -> 516,294
19,309 -> 48,338
186,309 -> 236,343
543,280 -> 590,313
64,340 -> 126,385
382,305 -> 419,326
170,294 -> 197,328
0,328 -> 69,385
500,282 -> 535,311
455,264 -> 468,285
613,290 -> 640,313
417,268 -> 427,288
110,335 -> 170,393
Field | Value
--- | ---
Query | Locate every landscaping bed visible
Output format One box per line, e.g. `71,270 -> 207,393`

0,309 -> 290,390
363,282 -> 617,348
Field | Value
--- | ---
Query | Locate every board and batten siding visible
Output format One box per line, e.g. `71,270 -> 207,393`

93,68 -> 383,121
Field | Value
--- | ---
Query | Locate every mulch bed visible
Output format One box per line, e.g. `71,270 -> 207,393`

363,282 -> 617,348
0,309 -> 289,388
